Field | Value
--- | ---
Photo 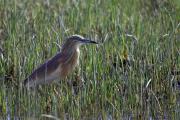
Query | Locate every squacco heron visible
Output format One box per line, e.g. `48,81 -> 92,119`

24,35 -> 97,88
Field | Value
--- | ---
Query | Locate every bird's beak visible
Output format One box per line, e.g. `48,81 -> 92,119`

81,39 -> 98,44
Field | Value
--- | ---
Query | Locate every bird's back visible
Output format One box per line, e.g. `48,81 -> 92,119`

24,49 -> 80,88
24,52 -> 66,87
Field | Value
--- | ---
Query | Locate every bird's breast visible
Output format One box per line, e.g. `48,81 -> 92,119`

59,49 -> 80,78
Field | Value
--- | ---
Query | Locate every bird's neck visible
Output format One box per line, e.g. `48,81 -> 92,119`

61,46 -> 79,54
61,47 -> 80,66
61,47 -> 80,63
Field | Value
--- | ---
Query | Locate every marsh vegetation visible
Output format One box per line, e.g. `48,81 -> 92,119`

0,0 -> 180,119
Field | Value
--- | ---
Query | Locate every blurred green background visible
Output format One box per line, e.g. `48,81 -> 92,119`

0,0 -> 180,119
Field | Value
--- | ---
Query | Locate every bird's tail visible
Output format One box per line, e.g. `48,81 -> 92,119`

23,78 -> 32,89
23,78 -> 28,87
19,78 -> 29,90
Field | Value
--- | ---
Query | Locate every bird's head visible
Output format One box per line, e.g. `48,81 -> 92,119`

67,34 -> 97,45
62,35 -> 98,52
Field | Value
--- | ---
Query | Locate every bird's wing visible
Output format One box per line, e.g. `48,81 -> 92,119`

24,52 -> 68,86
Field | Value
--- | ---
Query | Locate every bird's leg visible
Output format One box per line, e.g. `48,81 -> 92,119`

71,67 -> 83,95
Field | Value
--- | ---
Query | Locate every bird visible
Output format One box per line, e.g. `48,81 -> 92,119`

23,35 -> 98,88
